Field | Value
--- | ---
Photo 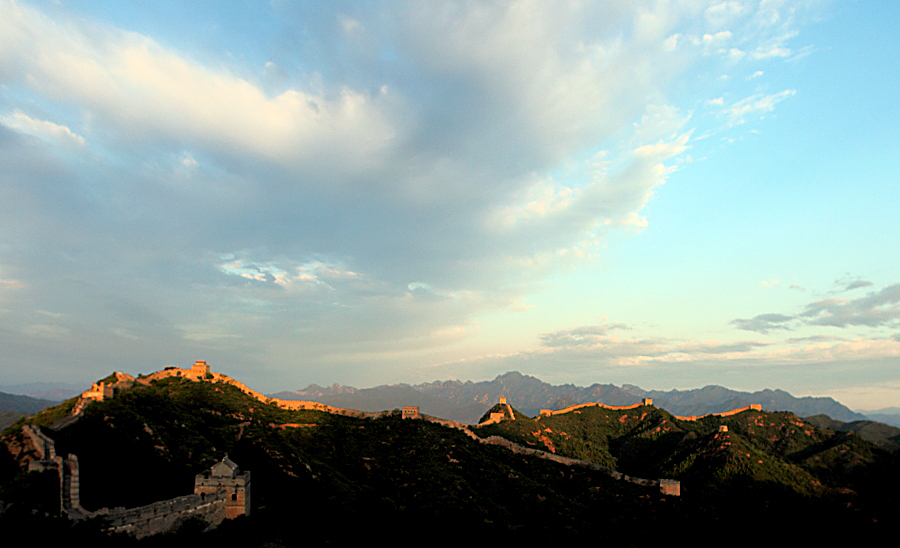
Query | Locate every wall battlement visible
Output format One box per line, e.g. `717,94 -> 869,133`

673,403 -> 763,422
99,492 -> 228,538
539,399 -> 654,417
536,399 -> 761,423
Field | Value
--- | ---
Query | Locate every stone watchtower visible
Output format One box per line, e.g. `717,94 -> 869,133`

401,406 -> 419,419
192,360 -> 210,376
194,456 -> 251,519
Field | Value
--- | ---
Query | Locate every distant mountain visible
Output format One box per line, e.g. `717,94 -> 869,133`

0,391 -> 57,414
0,391 -> 58,431
627,385 -> 867,422
804,414 -> 900,451
0,382 -> 80,401
858,407 -> 900,428
277,371 -> 866,424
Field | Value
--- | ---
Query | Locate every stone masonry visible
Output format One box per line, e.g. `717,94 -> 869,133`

194,456 -> 251,519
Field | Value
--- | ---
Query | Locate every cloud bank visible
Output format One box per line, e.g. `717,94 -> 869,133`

0,0 -> 846,390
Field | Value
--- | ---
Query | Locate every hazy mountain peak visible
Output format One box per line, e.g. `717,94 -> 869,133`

279,371 -> 864,424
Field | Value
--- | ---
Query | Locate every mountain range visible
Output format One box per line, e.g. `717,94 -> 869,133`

2,369 -> 896,544
273,371 -> 867,424
4,371 -> 899,543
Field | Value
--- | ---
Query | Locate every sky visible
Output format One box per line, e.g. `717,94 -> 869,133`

1,0 -> 898,410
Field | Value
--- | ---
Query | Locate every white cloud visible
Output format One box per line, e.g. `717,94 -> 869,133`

705,1 -> 747,28
663,33 -> 680,52
0,0 -> 831,387
752,31 -> 798,59
693,30 -> 733,52
0,1 -> 396,175
217,256 -> 367,293
633,131 -> 691,160
0,110 -> 86,147
339,15 -> 363,35
632,104 -> 692,144
180,153 -> 199,168
0,277 -> 24,290
725,89 -> 796,125
22,323 -> 71,339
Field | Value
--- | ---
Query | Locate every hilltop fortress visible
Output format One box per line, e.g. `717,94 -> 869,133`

63,361 -> 395,426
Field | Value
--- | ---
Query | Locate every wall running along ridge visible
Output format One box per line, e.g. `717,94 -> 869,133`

672,404 -> 763,421
56,361 -> 697,501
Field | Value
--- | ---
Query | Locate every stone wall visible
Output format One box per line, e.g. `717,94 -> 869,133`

273,399 -> 398,419
416,414 -> 681,496
480,435 -> 680,496
99,492 -> 227,539
540,401 -> 650,417
673,404 -> 763,422
16,424 -> 237,538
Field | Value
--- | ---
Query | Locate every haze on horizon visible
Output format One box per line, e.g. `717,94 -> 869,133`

1,0 -> 898,410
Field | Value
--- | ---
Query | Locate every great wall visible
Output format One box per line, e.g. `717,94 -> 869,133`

538,399 -> 763,422
21,422 -> 250,538
9,359 -> 776,536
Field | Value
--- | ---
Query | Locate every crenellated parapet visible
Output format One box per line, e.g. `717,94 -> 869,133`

673,403 -> 762,422
539,398 -> 655,418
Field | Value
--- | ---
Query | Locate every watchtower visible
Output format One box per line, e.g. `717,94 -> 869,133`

194,456 -> 251,519
192,360 -> 210,376
401,406 -> 419,419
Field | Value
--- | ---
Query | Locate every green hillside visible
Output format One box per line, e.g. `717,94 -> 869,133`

475,403 -> 899,509
805,414 -> 900,451
0,377 -> 681,544
1,376 -> 896,544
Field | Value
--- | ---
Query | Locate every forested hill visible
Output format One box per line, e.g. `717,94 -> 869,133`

1,372 -> 895,544
476,401 -> 899,512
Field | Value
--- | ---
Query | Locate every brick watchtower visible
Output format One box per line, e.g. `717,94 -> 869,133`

191,360 -> 211,376
194,456 -> 251,519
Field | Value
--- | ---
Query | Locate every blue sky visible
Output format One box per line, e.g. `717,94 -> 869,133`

1,0 -> 898,410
